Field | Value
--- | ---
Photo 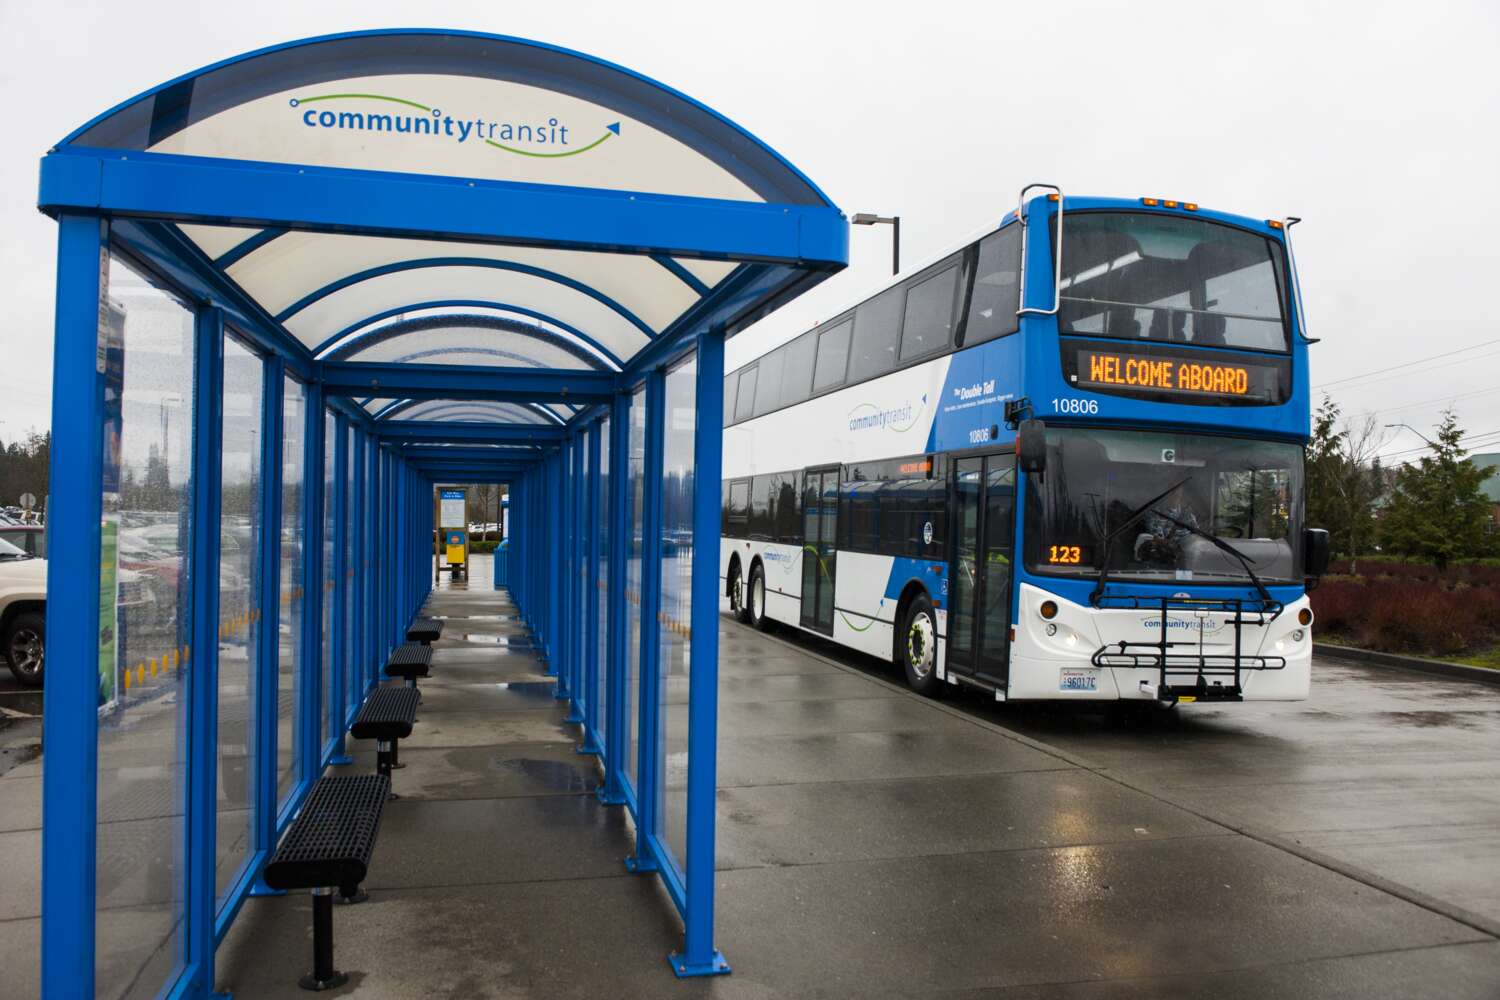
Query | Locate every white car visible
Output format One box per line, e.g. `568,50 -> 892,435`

0,534 -> 45,686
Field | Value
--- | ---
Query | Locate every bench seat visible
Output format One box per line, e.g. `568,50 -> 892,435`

406,616 -> 443,644
351,686 -> 418,742
383,643 -> 432,680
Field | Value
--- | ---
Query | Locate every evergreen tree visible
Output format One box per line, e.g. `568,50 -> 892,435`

1378,410 -> 1497,570
1304,396 -> 1385,569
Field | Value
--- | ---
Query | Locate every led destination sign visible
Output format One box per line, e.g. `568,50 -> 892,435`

1064,342 -> 1285,405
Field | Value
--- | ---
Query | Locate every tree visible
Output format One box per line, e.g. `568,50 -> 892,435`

1378,410 -> 1498,570
1305,397 -> 1386,571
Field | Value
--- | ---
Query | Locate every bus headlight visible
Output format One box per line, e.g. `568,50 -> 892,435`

1292,628 -> 1305,642
1045,623 -> 1058,636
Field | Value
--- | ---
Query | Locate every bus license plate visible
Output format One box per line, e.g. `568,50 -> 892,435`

1059,669 -> 1098,692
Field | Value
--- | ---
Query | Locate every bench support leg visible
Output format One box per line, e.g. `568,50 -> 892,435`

299,889 -> 348,991
376,740 -> 402,801
404,676 -> 423,704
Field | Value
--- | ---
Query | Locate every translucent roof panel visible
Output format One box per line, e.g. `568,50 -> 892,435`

394,400 -> 557,424
338,323 -> 599,370
230,233 -> 697,335
62,31 -> 831,206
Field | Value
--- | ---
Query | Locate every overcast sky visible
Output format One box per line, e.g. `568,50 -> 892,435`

1,0 -> 1496,465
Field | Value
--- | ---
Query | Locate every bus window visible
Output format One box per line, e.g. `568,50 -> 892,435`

734,366 -> 758,423
726,479 -> 750,537
812,319 -> 852,392
754,347 -> 786,416
964,226 -> 1022,346
781,331 -> 817,407
773,470 -> 802,543
722,374 -> 737,427
749,475 -> 773,539
847,286 -> 904,383
900,263 -> 960,361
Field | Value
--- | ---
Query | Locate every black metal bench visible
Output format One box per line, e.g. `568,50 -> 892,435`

384,643 -> 433,699
263,774 -> 390,991
351,686 -> 418,798
406,616 -> 443,645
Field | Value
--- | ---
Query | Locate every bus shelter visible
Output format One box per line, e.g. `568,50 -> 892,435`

38,30 -> 845,998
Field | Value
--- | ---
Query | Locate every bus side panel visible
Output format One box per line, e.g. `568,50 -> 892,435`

759,540 -> 803,626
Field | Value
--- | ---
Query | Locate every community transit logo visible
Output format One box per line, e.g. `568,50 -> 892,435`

847,394 -> 926,434
288,93 -> 621,158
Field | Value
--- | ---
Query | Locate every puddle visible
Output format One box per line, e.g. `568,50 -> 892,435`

494,682 -> 556,701
435,614 -> 515,622
495,756 -> 591,792
461,634 -> 531,646
1379,710 -> 1479,730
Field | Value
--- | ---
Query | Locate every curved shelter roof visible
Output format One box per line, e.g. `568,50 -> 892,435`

41,28 -> 846,468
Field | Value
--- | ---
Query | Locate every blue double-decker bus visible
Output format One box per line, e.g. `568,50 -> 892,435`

720,186 -> 1328,706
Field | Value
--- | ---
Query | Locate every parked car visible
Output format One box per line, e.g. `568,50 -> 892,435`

0,534 -> 45,686
0,519 -> 45,558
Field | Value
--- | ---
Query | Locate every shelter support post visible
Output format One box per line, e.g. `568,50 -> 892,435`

599,391 -> 631,805
627,370 -> 666,874
40,213 -> 108,998
187,306 -> 228,996
249,359 -> 287,898
563,435 -> 585,721
671,332 -> 731,976
579,419 -> 604,755
329,415 -> 352,767
299,382 -> 326,794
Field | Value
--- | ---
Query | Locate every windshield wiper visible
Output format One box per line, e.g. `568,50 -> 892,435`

1088,475 -> 1194,606
1147,508 -> 1278,611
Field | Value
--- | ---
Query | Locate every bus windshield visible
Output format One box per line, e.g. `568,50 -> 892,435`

1057,212 -> 1289,353
1024,427 -> 1303,585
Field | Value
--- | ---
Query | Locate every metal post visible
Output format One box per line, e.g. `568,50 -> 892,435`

187,306 -> 226,995
300,383 -> 325,791
351,430 -> 365,711
563,435 -> 584,720
579,420 -> 604,755
671,333 -> 731,976
329,417 -> 352,766
40,213 -> 107,998
628,371 -> 665,873
600,393 -> 631,805
249,359 -> 285,897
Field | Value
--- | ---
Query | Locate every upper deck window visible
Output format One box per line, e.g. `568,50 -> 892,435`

1057,213 -> 1288,353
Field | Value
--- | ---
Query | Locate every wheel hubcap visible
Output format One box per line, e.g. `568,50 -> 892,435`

730,570 -> 743,613
12,629 -> 42,676
907,613 -> 935,680
752,575 -> 764,619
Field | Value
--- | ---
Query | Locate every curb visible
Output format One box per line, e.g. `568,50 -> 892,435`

1315,642 -> 1500,687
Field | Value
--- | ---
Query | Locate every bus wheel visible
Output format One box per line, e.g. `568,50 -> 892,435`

901,594 -> 939,696
729,562 -> 749,623
748,563 -> 772,632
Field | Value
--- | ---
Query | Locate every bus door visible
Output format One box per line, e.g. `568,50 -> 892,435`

947,453 -> 1016,686
800,466 -> 839,633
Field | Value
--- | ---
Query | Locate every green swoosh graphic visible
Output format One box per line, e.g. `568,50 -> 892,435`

485,130 -> 615,158
294,93 -> 433,112
800,544 -> 878,632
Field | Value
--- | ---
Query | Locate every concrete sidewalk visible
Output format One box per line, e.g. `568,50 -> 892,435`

209,567 -> 1500,997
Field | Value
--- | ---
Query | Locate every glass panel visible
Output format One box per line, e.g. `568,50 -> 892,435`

96,253 -> 195,997
966,226 -> 1022,346
596,418 -> 610,744
1024,428 -> 1304,583
733,366 -> 757,423
950,458 -> 982,665
278,377 -> 306,804
979,461 -> 1015,675
660,355 -> 696,870
624,387 -> 646,790
215,333 -> 264,907
781,331 -> 817,406
812,319 -> 852,392
753,347 -> 784,416
1057,213 -> 1289,352
847,286 -> 904,383
722,375 -> 736,427
321,412 -> 336,753
900,265 -> 959,361
340,325 -> 594,369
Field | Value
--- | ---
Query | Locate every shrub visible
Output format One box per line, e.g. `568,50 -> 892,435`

1311,566 -> 1499,657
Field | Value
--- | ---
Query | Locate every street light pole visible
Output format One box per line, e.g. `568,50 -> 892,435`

851,213 -> 900,275
1384,422 -> 1437,448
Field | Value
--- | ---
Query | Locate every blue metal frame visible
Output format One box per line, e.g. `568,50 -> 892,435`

187,306 -> 227,995
298,382 -> 326,796
327,413 -> 352,766
40,214 -> 109,998
626,370 -> 665,878
599,391 -> 631,806
579,420 -> 604,755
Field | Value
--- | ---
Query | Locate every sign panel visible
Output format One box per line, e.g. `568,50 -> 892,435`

1062,340 -> 1287,406
439,488 -> 467,529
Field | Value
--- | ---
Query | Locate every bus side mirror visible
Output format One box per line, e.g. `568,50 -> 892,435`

1304,527 -> 1330,579
1017,419 -> 1047,475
